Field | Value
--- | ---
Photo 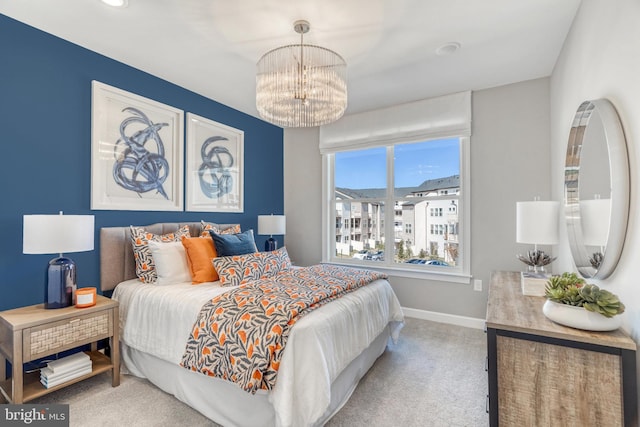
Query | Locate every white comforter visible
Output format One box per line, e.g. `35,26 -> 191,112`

113,276 -> 404,426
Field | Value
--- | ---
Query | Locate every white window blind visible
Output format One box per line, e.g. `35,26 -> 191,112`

319,91 -> 471,154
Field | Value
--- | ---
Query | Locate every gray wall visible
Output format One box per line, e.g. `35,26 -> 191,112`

284,77 -> 551,320
549,0 -> 640,402
283,127 -> 323,267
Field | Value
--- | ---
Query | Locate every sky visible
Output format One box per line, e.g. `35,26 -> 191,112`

335,138 -> 460,190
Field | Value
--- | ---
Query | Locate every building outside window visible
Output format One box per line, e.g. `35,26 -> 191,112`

327,137 -> 465,271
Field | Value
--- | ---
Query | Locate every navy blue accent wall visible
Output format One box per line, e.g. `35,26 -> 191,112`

0,15 -> 284,310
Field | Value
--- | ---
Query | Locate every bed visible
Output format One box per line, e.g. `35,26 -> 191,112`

101,222 -> 404,427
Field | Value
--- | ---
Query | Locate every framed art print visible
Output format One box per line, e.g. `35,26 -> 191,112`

91,81 -> 184,211
186,113 -> 244,212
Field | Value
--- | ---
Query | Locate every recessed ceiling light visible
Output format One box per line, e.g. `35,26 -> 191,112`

100,0 -> 128,7
436,42 -> 461,56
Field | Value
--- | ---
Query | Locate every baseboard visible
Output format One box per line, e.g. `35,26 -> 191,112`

402,307 -> 485,330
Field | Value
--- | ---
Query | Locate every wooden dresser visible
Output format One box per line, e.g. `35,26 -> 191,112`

486,271 -> 637,426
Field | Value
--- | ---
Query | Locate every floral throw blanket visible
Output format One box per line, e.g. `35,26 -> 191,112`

180,264 -> 387,393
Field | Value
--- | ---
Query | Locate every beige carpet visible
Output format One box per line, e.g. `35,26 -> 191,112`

22,318 -> 488,426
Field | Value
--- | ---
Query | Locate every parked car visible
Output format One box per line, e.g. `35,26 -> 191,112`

426,259 -> 449,266
352,250 -> 369,260
404,259 -> 449,266
366,250 -> 384,261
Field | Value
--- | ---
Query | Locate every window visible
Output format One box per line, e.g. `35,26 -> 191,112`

326,137 -> 468,276
320,91 -> 471,281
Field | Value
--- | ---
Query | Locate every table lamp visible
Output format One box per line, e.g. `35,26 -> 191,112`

257,214 -> 286,251
516,200 -> 559,273
23,212 -> 95,309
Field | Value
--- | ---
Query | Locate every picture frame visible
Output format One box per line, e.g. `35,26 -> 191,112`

91,81 -> 184,211
185,113 -> 244,212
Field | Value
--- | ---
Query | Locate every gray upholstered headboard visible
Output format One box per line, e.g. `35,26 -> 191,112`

99,222 -> 238,292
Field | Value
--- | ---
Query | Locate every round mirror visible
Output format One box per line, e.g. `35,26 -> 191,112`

564,99 -> 629,279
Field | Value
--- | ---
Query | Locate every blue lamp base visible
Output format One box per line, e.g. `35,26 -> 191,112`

45,257 -> 76,309
265,237 -> 277,252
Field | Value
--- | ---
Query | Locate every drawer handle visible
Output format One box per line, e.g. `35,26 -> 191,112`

69,319 -> 80,325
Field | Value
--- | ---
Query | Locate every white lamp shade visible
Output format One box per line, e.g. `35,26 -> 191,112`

516,201 -> 559,245
258,215 -> 286,236
580,198 -> 611,246
23,214 -> 95,254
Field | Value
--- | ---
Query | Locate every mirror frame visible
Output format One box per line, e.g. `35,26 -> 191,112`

564,99 -> 629,279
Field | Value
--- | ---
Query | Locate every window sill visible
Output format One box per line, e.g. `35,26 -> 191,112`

324,260 -> 472,284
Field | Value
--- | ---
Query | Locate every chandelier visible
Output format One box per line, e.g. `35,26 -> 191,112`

256,20 -> 347,128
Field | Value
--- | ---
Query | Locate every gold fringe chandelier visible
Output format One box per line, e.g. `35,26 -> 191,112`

256,20 -> 347,128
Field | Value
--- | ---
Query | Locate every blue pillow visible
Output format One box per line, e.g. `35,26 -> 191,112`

211,229 -> 258,256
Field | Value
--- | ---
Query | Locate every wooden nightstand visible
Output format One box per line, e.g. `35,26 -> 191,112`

0,294 -> 119,403
486,271 -> 637,426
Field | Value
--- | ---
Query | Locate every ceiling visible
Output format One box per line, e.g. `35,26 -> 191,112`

1,0 -> 582,124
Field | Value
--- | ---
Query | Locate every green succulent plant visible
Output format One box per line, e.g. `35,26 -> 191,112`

544,272 -> 625,318
546,272 -> 585,291
579,284 -> 625,318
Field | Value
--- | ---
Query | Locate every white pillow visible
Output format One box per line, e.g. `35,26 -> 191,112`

147,241 -> 192,285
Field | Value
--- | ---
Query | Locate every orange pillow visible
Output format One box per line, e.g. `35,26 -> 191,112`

181,236 -> 219,283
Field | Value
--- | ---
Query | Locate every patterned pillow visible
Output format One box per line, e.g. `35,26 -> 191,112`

212,247 -> 292,287
130,225 -> 191,283
200,221 -> 241,237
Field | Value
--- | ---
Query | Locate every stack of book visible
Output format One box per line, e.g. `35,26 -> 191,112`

40,352 -> 92,389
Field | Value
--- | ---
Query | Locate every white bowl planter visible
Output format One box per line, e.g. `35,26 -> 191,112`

542,300 -> 622,331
